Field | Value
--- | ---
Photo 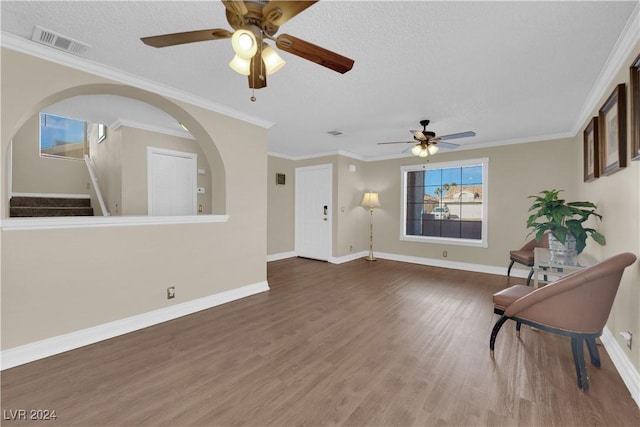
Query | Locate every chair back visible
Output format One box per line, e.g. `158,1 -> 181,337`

505,252 -> 636,333
520,232 -> 549,252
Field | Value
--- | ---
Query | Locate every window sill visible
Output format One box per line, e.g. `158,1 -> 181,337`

401,234 -> 487,248
1,215 -> 229,231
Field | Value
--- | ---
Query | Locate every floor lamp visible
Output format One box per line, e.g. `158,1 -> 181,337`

361,192 -> 380,261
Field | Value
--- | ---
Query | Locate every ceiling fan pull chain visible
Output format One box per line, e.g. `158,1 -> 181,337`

259,31 -> 265,81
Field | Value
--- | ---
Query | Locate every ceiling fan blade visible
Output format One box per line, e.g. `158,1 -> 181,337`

221,0 -> 248,17
435,141 -> 460,149
248,55 -> 267,89
276,34 -> 354,74
439,131 -> 476,141
378,141 -> 413,145
263,1 -> 318,26
141,29 -> 232,48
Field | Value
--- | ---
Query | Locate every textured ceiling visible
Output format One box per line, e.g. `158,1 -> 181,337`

1,1 -> 638,159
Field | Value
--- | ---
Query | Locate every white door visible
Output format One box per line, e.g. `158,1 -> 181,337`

295,164 -> 332,261
147,147 -> 197,216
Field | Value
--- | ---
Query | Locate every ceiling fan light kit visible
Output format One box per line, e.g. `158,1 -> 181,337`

231,28 -> 258,59
380,119 -> 476,158
141,0 -> 354,98
261,44 -> 286,75
229,54 -> 252,75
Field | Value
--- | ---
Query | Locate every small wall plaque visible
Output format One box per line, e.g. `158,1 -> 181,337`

276,173 -> 286,185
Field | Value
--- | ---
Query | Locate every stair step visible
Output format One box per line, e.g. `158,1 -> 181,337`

9,207 -> 94,217
10,196 -> 91,208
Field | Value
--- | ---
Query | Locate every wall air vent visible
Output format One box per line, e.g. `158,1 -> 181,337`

31,26 -> 91,56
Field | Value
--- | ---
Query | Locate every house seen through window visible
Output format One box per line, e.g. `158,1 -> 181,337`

40,113 -> 106,160
401,158 -> 488,247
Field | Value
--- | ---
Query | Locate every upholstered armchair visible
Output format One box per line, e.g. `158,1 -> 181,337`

491,252 -> 637,391
507,233 -> 549,285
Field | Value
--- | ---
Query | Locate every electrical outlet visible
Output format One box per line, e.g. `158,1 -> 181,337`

619,331 -> 632,350
167,286 -> 175,299
442,250 -> 448,258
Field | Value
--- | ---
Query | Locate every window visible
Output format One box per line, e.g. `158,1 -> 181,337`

401,158 -> 488,247
40,113 -> 105,160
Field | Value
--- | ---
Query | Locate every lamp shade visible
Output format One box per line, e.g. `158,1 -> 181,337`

229,54 -> 251,75
231,29 -> 257,59
411,144 -> 423,156
418,148 -> 429,157
427,144 -> 439,155
361,192 -> 381,208
262,45 -> 286,75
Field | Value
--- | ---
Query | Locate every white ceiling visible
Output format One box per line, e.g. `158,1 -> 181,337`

2,1 -> 638,160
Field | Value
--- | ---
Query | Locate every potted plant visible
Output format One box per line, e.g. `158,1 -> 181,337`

526,189 -> 606,264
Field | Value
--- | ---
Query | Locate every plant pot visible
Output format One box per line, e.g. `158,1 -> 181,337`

548,233 -> 577,265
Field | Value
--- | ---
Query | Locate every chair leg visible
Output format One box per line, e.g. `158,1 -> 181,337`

570,336 -> 589,391
490,315 -> 509,358
526,268 -> 534,286
585,337 -> 601,368
507,260 -> 515,277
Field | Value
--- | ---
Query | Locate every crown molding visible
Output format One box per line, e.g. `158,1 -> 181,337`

110,118 -> 195,140
0,31 -> 274,130
267,130 -> 573,163
572,3 -> 640,135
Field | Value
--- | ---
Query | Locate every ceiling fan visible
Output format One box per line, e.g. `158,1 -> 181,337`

140,0 -> 354,95
378,120 -> 476,157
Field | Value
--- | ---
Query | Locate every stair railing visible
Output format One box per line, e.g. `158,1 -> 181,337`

84,155 -> 110,216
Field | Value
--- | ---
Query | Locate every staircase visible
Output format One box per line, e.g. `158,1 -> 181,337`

10,196 -> 94,217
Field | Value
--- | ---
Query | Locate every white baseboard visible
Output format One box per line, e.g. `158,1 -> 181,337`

375,251 -> 513,276
266,251 -> 368,264
0,281 -> 269,370
266,251 -> 296,262
267,249 -> 529,278
600,327 -> 640,407
330,251 -> 368,264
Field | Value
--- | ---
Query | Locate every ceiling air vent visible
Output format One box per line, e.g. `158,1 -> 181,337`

327,130 -> 343,136
31,26 -> 91,56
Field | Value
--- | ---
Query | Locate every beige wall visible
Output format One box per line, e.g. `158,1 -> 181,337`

1,48 -> 267,349
90,125 -> 123,214
119,126 -> 212,215
271,154 -> 369,259
336,156 -> 368,258
267,155 -> 295,255
365,138 -> 577,268
268,138 -> 576,266
12,114 -> 91,195
575,43 -> 640,372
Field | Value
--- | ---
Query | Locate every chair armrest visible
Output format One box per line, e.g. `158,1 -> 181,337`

519,238 -> 538,252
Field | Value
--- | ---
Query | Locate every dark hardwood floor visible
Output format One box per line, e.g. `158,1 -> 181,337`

2,257 -> 639,426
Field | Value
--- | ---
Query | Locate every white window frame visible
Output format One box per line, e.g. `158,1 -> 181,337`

39,113 -> 89,161
400,157 -> 489,248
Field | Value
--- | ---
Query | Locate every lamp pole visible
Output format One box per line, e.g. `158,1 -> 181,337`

366,205 -> 376,261
361,192 -> 380,262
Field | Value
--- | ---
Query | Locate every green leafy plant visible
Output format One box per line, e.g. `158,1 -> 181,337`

526,189 -> 606,254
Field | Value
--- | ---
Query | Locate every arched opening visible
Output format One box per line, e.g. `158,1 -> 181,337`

4,83 -> 226,218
